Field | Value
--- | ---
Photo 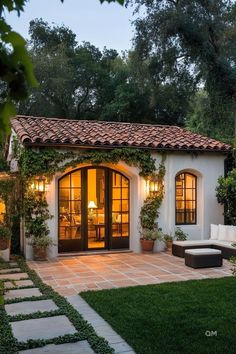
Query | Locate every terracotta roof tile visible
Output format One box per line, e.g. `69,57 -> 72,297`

11,115 -> 232,152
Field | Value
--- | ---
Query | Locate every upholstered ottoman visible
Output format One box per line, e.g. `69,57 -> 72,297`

185,248 -> 222,269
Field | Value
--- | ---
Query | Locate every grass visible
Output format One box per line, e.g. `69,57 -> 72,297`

81,277 -> 236,354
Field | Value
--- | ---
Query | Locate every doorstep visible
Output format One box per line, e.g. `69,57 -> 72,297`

58,249 -> 133,257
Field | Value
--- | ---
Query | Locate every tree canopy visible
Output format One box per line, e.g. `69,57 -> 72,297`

0,0 -> 124,137
128,0 -> 236,140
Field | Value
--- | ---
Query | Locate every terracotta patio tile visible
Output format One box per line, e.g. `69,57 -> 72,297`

111,279 -> 139,288
96,281 -> 115,290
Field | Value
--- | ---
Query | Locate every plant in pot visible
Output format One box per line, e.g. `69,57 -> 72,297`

0,225 -> 11,251
174,227 -> 188,241
140,227 -> 162,252
29,235 -> 54,261
163,233 -> 174,251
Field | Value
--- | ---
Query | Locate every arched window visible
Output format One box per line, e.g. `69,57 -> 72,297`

175,172 -> 197,225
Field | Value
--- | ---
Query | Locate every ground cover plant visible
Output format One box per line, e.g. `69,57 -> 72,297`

0,257 -> 114,353
81,277 -> 236,354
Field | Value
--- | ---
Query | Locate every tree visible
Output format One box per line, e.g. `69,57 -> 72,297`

128,0 -> 236,139
0,0 -> 125,137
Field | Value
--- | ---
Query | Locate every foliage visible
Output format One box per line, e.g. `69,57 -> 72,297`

140,156 -> 166,231
14,257 -> 114,353
216,169 -> 236,225
141,228 -> 162,241
29,235 -> 54,249
128,0 -> 236,140
81,277 -> 236,354
0,225 -> 11,240
174,227 -> 188,241
230,256 -> 236,276
18,146 -> 157,178
163,233 -> 173,242
16,144 -> 165,247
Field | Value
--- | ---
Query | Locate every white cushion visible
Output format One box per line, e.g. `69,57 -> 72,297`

227,225 -> 236,242
218,224 -> 228,241
185,248 -> 221,255
173,240 -> 212,246
210,224 -> 219,240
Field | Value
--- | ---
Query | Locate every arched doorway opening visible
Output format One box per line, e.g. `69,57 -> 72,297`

58,166 -> 130,252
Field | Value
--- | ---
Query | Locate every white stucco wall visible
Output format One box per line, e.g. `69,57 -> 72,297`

21,148 -> 226,259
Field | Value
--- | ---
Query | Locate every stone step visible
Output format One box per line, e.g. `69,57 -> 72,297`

5,299 -> 58,316
11,315 -> 77,342
18,340 -> 95,353
0,268 -> 21,274
4,288 -> 42,300
4,279 -> 34,289
0,272 -> 28,280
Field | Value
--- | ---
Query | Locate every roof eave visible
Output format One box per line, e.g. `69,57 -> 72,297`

22,141 -> 232,154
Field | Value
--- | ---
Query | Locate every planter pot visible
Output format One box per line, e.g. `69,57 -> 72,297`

166,240 -> 173,251
33,246 -> 48,261
140,239 -> 155,252
0,239 -> 10,251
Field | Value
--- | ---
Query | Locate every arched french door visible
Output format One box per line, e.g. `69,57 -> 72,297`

58,167 -> 130,252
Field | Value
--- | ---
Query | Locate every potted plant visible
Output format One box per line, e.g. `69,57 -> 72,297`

174,227 -> 188,241
163,233 -> 173,251
29,235 -> 54,261
0,225 -> 11,251
140,228 -> 162,252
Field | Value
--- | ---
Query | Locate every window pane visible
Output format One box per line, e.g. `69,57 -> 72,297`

59,188 -> 70,200
122,200 -> 129,212
113,200 -> 121,212
112,187 -> 121,199
71,189 -> 81,200
122,188 -> 129,199
71,171 -> 81,188
59,175 -> 70,188
176,173 -> 196,225
113,173 -> 121,187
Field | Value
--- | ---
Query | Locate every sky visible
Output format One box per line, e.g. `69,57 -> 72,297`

5,0 -> 135,53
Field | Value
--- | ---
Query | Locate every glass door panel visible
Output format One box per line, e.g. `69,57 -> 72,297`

111,172 -> 129,249
58,170 -> 82,252
87,168 -> 105,249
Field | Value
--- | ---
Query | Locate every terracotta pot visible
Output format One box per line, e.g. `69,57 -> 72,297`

166,240 -> 173,251
33,246 -> 47,261
0,238 -> 10,251
140,239 -> 155,252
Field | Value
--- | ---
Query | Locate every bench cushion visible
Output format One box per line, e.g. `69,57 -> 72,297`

185,248 -> 221,256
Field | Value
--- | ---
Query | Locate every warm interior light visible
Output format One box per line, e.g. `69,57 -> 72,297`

88,200 -> 97,209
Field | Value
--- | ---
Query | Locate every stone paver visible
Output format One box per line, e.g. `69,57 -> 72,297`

0,267 -> 21,274
5,299 -> 58,316
0,272 -> 28,280
4,279 -> 34,289
11,315 -> 77,342
19,340 -> 94,354
27,252 -> 232,295
4,287 -> 42,300
67,295 -> 135,354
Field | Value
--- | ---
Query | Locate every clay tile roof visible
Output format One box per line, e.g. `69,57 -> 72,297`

11,115 -> 232,152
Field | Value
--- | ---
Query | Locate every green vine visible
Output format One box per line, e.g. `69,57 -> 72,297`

140,155 -> 166,231
15,144 -> 166,245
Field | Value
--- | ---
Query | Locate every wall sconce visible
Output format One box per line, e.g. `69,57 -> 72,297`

31,176 -> 48,195
146,179 -> 159,196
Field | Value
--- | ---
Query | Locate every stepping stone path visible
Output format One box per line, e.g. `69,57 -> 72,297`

1,263 -> 96,354
4,279 -> 34,289
1,262 -> 135,354
4,287 -> 42,300
0,267 -> 21,274
5,299 -> 58,316
19,340 -> 94,354
11,316 -> 77,341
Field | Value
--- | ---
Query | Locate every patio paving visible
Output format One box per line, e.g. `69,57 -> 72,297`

27,252 -> 232,295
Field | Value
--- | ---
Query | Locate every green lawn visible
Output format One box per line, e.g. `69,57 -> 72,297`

81,277 -> 236,354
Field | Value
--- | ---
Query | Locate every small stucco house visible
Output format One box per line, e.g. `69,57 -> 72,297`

6,115 -> 232,259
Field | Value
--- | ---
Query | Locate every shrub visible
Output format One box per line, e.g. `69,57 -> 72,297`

0,225 -> 11,240
174,227 -> 188,241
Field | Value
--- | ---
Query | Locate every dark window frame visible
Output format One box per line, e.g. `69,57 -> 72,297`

175,172 -> 197,225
